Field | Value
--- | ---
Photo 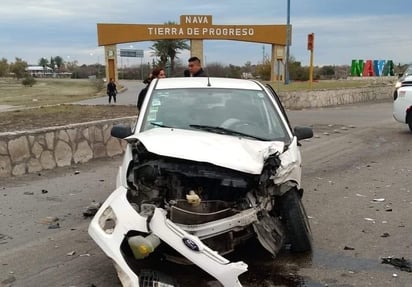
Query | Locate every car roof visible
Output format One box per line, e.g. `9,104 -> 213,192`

153,77 -> 263,90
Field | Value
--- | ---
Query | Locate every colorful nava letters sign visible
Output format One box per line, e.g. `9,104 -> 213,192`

350,59 -> 394,77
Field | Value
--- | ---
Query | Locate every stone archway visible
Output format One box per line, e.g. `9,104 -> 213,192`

97,15 -> 291,81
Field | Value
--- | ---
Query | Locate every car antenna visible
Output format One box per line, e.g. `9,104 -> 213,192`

205,55 -> 211,86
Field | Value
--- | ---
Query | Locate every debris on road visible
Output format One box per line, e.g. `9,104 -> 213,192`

67,250 -> 76,256
23,191 -> 34,195
381,232 -> 390,238
39,216 -> 59,225
41,189 -> 48,194
344,246 -> 355,250
381,257 -> 412,272
48,222 -> 60,229
364,217 -> 375,223
83,201 -> 101,218
74,170 -> 80,175
1,275 -> 16,285
372,198 -> 385,202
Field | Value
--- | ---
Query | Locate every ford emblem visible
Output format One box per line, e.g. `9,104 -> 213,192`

182,238 -> 200,252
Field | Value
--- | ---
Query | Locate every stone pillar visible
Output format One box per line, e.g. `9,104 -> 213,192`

190,40 -> 204,63
104,45 -> 118,81
271,44 -> 286,82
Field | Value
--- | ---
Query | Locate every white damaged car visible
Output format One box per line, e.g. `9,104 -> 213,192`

393,74 -> 412,132
88,77 -> 314,286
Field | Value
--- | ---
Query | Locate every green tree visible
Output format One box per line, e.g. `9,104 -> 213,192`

54,56 -> 64,69
9,58 -> 28,79
39,57 -> 49,67
49,56 -> 56,70
287,56 -> 309,81
0,58 -> 9,77
227,64 -> 242,78
255,57 -> 271,80
150,21 -> 190,72
318,65 -> 335,79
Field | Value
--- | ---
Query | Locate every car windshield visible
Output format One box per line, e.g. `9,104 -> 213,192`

140,87 -> 290,142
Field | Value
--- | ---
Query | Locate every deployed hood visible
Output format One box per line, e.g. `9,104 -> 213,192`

131,128 -> 285,174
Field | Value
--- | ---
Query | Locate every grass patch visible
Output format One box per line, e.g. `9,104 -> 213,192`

0,78 -> 104,107
0,105 -> 137,133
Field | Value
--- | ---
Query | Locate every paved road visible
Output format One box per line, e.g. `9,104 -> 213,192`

1,101 -> 411,287
75,80 -> 146,106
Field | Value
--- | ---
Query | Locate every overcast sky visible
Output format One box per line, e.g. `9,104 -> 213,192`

1,0 -> 410,67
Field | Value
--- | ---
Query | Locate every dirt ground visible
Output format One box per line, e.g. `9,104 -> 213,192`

0,104 -> 138,133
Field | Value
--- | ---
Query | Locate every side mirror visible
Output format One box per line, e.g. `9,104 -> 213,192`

111,125 -> 132,139
294,126 -> 313,141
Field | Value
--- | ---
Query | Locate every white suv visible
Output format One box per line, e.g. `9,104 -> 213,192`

88,77 -> 313,287
393,73 -> 412,132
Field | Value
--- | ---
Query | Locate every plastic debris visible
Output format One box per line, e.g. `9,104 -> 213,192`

83,201 -> 102,218
381,257 -> 412,272
344,246 -> 355,250
23,191 -> 34,195
74,170 -> 80,175
41,189 -> 48,194
67,251 -> 76,256
381,232 -> 390,238
48,222 -> 60,229
364,217 -> 375,223
372,198 -> 385,202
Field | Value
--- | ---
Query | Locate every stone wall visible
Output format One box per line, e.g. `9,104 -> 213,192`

0,117 -> 136,177
278,85 -> 393,110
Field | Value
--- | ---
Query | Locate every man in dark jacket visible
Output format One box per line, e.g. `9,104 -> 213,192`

188,56 -> 207,77
107,78 -> 117,104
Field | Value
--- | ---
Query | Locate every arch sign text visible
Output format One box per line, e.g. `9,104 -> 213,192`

97,15 -> 290,81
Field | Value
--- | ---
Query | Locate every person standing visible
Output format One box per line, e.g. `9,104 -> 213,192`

137,67 -> 166,111
187,56 -> 207,77
107,78 -> 117,104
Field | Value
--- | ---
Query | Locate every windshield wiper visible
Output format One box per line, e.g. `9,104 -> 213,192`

150,122 -> 173,128
189,124 -> 268,141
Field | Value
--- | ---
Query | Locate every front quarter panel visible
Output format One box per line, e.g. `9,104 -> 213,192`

273,136 -> 302,186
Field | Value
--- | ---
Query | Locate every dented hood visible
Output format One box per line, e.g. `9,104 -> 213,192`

131,128 -> 285,174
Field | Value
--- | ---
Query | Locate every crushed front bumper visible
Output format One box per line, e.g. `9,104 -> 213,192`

88,186 -> 250,287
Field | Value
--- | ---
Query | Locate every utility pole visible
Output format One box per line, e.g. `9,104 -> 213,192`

285,0 -> 291,84
262,45 -> 265,63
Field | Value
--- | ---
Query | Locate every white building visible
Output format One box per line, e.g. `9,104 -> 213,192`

26,66 -> 53,77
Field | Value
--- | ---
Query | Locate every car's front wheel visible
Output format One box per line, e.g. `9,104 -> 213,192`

279,189 -> 312,252
407,108 -> 412,133
408,117 -> 412,132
